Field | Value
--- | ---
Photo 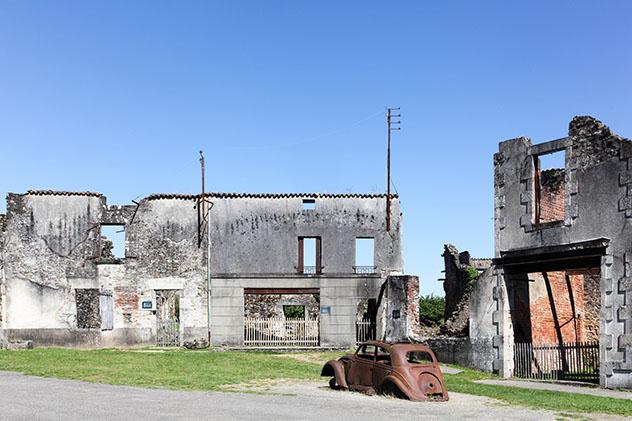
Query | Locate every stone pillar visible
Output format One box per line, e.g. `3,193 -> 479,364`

379,275 -> 421,343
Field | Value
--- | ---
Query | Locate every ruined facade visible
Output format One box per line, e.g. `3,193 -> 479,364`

488,116 -> 632,388
441,244 -> 491,337
0,191 -> 403,348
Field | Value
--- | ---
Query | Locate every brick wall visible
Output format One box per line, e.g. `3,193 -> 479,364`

538,169 -> 566,223
580,270 -> 600,342
529,271 -> 585,345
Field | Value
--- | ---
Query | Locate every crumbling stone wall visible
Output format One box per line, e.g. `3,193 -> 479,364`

494,116 -> 632,388
75,289 -> 100,329
379,275 -> 420,342
441,244 -> 491,336
1,191 -> 403,349
2,192 -> 103,330
0,213 -> 5,329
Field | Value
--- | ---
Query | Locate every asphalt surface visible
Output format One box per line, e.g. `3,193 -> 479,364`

0,371 -> 625,420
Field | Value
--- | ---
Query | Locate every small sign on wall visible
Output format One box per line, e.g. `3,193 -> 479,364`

392,309 -> 400,319
320,306 -> 331,315
139,298 -> 156,311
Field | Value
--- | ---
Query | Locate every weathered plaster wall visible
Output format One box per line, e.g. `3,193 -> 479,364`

494,116 -> 632,388
206,195 -> 403,275
1,191 -> 403,349
2,193 -> 102,330
379,275 -> 420,343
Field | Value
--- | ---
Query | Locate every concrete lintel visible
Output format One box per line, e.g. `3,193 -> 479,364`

529,137 -> 569,156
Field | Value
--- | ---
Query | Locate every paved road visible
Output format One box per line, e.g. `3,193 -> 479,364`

0,371 -> 622,420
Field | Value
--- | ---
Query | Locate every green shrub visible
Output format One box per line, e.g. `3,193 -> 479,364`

419,294 -> 445,326
465,266 -> 479,283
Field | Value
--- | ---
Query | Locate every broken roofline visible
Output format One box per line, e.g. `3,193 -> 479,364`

16,190 -> 398,201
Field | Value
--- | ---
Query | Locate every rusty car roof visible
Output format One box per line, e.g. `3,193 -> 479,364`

361,340 -> 434,353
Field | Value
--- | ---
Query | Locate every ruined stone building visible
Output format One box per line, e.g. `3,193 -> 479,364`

441,244 -> 491,337
436,116 -> 629,389
0,191 -> 404,348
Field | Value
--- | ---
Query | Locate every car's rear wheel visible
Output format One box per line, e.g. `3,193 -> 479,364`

382,382 -> 407,399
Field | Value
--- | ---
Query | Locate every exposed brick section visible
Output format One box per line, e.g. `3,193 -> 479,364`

114,287 -> 138,312
529,271 -> 586,345
538,168 -> 565,223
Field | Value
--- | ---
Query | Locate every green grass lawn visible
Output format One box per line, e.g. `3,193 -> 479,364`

0,348 -> 324,391
443,365 -> 632,417
0,348 -> 631,416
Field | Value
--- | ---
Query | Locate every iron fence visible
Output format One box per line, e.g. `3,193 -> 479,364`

514,341 -> 599,383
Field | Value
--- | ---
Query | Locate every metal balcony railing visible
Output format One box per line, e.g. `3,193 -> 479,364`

353,266 -> 377,274
302,266 -> 317,274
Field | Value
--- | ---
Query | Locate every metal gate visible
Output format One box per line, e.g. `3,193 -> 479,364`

356,318 -> 376,344
244,318 -> 319,347
514,341 -> 599,383
155,290 -> 181,347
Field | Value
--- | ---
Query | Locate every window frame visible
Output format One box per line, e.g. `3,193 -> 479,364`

297,236 -> 322,274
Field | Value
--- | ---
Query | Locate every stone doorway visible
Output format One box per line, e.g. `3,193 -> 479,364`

155,290 -> 181,347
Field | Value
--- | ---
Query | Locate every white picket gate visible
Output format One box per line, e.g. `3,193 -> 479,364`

244,317 -> 319,347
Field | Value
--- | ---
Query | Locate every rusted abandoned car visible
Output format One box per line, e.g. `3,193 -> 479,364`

321,340 -> 448,401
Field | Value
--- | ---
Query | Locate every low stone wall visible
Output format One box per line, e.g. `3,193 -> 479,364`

4,328 -> 154,348
424,336 -> 494,372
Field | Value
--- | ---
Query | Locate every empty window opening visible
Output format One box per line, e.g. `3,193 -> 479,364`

283,305 -> 305,319
356,344 -> 376,360
302,199 -> 316,210
407,351 -> 434,365
75,289 -> 101,329
376,346 -> 391,364
298,237 -> 322,274
354,237 -> 375,274
101,225 -> 125,258
534,150 -> 566,224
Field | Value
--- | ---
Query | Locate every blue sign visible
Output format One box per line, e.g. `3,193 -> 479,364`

142,301 -> 153,309
320,306 -> 331,314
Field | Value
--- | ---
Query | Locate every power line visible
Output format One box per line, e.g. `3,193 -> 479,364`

220,109 -> 384,151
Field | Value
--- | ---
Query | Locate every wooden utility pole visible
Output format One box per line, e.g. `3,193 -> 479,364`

200,150 -> 206,224
386,107 -> 400,232
199,150 -> 213,346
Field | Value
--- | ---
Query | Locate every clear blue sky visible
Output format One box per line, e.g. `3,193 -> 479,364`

1,1 -> 631,296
